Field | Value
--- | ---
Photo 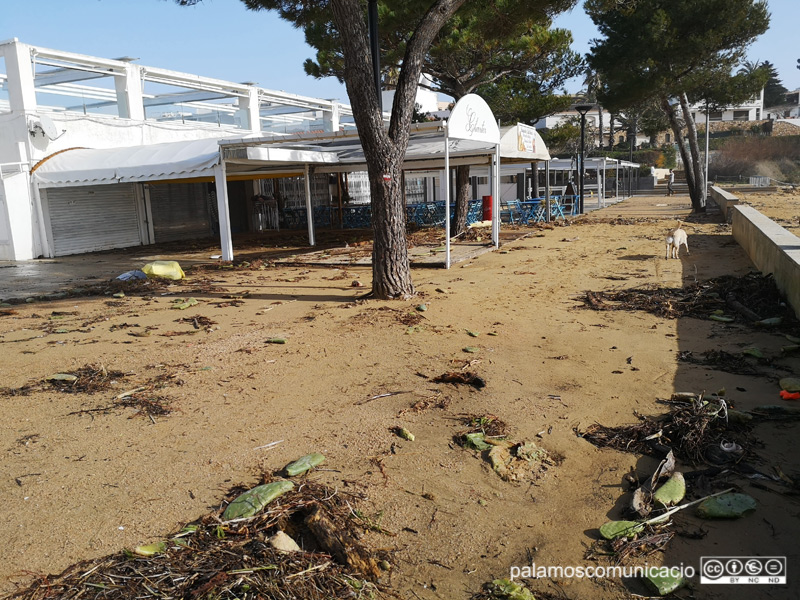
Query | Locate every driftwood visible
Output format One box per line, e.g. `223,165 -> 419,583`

305,502 -> 383,580
726,292 -> 761,322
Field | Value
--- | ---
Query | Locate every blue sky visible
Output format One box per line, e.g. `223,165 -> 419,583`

3,0 -> 797,104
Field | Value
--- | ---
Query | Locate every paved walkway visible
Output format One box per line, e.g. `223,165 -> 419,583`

582,193 -> 696,220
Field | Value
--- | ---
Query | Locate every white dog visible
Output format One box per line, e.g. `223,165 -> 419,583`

665,222 -> 689,259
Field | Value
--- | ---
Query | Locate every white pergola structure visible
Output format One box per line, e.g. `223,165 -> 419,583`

32,109 -> 553,265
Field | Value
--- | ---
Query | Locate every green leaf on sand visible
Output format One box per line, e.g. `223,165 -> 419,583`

696,492 -> 756,519
464,432 -> 492,451
653,472 -> 686,507
780,378 -> 800,392
133,541 -> 167,557
266,338 -> 287,344
488,579 -> 536,600
46,373 -> 77,382
284,453 -> 325,476
599,520 -> 644,540
756,317 -> 782,327
396,427 -> 415,441
222,480 -> 294,520
463,346 -> 479,353
741,347 -> 764,359
645,572 -> 685,596
709,314 -> 734,322
172,298 -> 198,310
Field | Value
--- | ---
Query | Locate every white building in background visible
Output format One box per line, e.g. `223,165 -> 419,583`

764,88 -> 800,120
688,89 -> 764,123
0,38 -> 355,261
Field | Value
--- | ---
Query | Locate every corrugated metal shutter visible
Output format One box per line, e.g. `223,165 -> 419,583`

47,184 -> 142,256
149,183 -> 211,243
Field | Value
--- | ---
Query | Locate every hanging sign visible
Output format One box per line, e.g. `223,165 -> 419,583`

517,123 -> 536,153
447,94 -> 500,144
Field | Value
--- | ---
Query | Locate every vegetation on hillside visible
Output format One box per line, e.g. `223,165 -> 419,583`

710,135 -> 800,182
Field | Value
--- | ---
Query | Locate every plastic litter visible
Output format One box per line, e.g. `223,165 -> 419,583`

116,270 -> 147,281
142,261 -> 185,281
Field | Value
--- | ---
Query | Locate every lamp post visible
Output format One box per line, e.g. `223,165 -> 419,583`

574,104 -> 594,214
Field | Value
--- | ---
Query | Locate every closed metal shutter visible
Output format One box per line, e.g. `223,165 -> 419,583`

46,184 -> 142,256
149,183 -> 211,243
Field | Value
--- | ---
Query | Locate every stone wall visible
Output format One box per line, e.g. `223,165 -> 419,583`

693,119 -> 800,137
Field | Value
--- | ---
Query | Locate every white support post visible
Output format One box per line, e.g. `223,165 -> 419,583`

304,163 -> 315,246
601,158 -> 607,206
31,181 -> 51,258
492,144 -> 500,248
323,101 -> 341,132
4,41 -> 37,112
443,122 -> 451,269
545,160 -> 551,216
115,64 -> 145,120
237,86 -> 261,133
214,161 -> 234,261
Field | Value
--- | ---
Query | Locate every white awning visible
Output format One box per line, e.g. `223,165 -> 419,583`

33,138 -> 223,187
499,124 -> 551,162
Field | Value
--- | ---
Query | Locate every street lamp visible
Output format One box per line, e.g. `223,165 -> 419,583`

574,103 -> 594,214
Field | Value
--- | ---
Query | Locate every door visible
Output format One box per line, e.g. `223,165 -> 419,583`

45,184 -> 142,256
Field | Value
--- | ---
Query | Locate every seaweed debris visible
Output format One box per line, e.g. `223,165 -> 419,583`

583,272 -> 798,330
9,481 -> 390,600
579,394 -> 750,465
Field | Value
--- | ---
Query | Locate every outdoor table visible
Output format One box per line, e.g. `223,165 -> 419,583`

520,199 -> 545,223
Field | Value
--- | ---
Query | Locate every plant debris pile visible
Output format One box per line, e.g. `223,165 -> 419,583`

0,364 -> 129,397
458,414 -> 509,440
583,272 -> 798,328
580,394 -> 750,465
10,481 -> 387,600
677,349 -> 765,376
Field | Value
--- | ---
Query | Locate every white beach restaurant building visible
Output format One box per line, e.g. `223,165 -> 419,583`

0,39 -> 356,261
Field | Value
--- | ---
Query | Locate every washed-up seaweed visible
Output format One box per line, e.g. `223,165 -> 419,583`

583,272 -> 798,330
0,364 -> 130,397
677,349 -> 767,376
579,396 -> 750,465
433,371 -> 486,389
9,481 -> 390,600
585,529 -> 675,565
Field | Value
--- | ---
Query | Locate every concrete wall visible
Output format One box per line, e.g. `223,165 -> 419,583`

731,204 -> 800,320
708,185 -> 739,221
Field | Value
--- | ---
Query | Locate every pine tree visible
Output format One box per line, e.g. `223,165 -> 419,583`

586,0 -> 769,211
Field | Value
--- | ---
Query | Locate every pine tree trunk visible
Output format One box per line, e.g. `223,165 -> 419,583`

608,114 -> 616,150
330,0 -> 466,297
369,150 -> 415,298
679,92 -> 706,212
660,96 -> 696,197
453,164 -> 470,236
